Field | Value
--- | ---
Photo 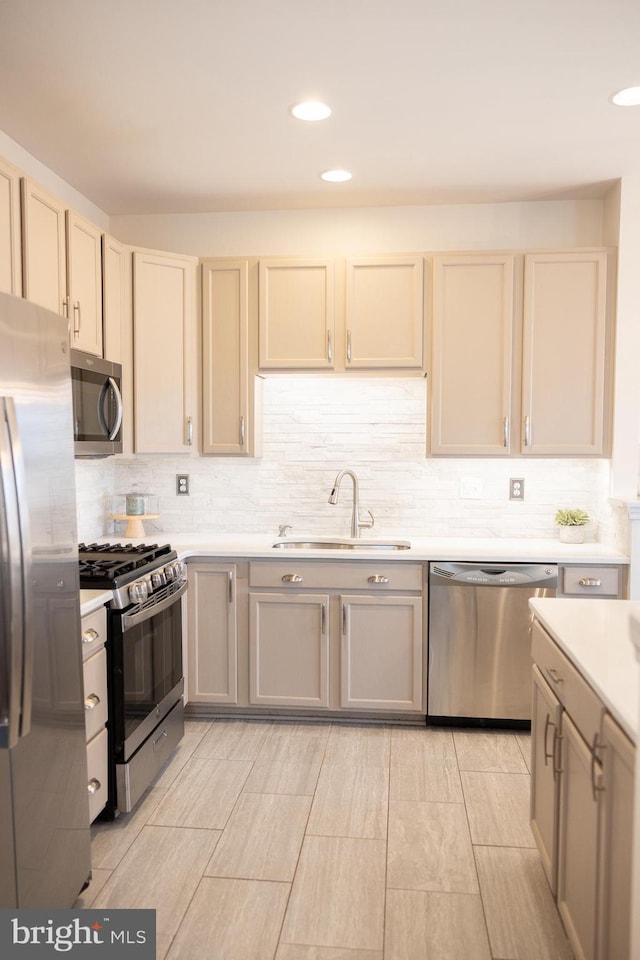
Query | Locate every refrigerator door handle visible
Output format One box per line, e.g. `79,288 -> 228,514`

0,396 -> 33,747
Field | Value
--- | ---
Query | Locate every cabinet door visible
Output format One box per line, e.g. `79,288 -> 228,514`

102,234 -> 125,362
430,254 -> 515,455
187,563 -> 238,704
67,210 -> 103,356
202,259 -> 260,455
249,593 -> 329,707
133,250 -> 196,453
521,251 -> 608,455
557,713 -> 599,960
21,177 -> 66,315
0,157 -> 22,295
530,664 -> 561,894
259,259 -> 334,368
345,256 -> 424,369
596,713 -> 634,960
340,594 -> 422,711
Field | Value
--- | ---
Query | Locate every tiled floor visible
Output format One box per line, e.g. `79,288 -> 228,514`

77,720 -> 575,960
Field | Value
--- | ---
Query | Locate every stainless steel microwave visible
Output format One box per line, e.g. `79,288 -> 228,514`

70,350 -> 123,457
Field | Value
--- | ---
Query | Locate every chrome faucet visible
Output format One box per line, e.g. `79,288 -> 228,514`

328,469 -> 375,538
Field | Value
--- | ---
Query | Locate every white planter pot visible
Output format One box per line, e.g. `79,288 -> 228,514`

558,525 -> 586,544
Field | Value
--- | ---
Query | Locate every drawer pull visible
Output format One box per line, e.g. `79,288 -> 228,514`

543,713 -> 555,766
578,578 -> 602,587
546,666 -> 563,685
367,575 -> 389,584
82,627 -> 99,645
84,694 -> 100,711
282,574 -> 303,583
153,728 -> 168,750
590,732 -> 606,801
87,778 -> 101,795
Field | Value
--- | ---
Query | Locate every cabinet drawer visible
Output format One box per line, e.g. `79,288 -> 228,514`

250,560 -> 423,591
86,727 -> 108,823
83,647 -> 108,742
81,606 -> 107,660
531,621 -> 602,740
560,565 -> 622,598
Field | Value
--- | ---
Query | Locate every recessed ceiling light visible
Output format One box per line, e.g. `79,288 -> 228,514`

290,101 -> 332,121
320,169 -> 352,183
611,86 -> 640,106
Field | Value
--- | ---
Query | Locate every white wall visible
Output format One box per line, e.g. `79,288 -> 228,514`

75,376 -> 612,542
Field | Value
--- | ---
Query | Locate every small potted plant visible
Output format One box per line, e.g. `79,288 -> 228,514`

554,508 -> 590,543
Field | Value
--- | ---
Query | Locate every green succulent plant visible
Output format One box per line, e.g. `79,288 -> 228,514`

554,508 -> 590,526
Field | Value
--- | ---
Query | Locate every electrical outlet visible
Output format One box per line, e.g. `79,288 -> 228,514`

510,477 -> 525,501
176,474 -> 190,496
459,477 -> 483,499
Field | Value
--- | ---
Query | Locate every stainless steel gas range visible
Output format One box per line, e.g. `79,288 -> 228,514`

78,542 -> 187,815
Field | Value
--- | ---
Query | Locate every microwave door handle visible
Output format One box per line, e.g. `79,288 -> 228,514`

0,397 -> 33,747
107,377 -> 123,441
96,380 -> 110,437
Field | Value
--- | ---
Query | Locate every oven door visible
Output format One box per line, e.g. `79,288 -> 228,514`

109,582 -> 186,762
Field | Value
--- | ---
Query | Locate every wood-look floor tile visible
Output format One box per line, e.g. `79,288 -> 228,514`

385,888 -> 491,960
390,727 -> 462,802
244,758 -> 322,796
90,786 -> 166,870
322,725 -> 391,767
306,761 -> 388,839
461,771 -> 535,847
148,758 -> 251,829
387,799 -> 478,894
93,825 -> 221,960
453,730 -> 528,773
277,946 -> 382,960
281,835 -> 386,951
194,719 -> 273,761
475,845 -> 574,960
166,877 -> 290,960
517,733 -> 532,773
154,720 -> 213,790
74,868 -> 111,908
205,792 -> 311,881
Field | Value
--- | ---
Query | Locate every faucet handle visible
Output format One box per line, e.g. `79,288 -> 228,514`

360,510 -> 375,531
278,524 -> 293,537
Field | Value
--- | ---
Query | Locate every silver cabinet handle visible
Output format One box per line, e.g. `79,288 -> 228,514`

543,714 -> 555,766
240,416 -> 245,447
153,727 -> 169,750
546,666 -> 563,685
73,300 -> 81,336
367,575 -> 389,584
342,603 -> 347,634
281,573 -> 303,583
578,578 -> 602,587
228,570 -> 233,603
321,603 -> 326,635
524,415 -> 531,446
82,627 -> 99,645
503,416 -> 510,448
590,732 -> 606,801
346,329 -> 352,363
327,330 -> 332,363
63,294 -> 70,318
186,416 -> 193,446
87,778 -> 101,795
84,694 -> 100,711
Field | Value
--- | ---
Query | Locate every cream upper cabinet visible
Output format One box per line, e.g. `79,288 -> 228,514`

102,234 -> 126,363
259,258 -> 335,368
345,256 -> 424,369
202,258 -> 262,456
66,210 -> 103,356
521,251 -> 609,456
133,249 -> 197,453
430,254 -> 515,455
0,157 -> 22,295
21,177 -> 67,316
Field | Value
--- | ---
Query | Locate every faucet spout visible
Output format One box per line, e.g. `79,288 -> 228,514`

328,469 -> 375,538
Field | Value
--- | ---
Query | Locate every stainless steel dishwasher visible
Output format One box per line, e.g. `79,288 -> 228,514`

428,561 -> 558,723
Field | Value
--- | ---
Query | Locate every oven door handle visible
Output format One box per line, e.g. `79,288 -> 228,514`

121,580 -> 188,631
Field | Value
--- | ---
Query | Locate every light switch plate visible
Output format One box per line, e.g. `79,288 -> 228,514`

510,477 -> 525,500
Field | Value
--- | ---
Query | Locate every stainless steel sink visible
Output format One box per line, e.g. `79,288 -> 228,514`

272,538 -> 411,551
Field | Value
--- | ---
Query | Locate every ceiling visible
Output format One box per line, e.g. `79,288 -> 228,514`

1,0 -> 640,215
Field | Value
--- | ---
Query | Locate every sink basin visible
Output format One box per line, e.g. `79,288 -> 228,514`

272,538 -> 411,551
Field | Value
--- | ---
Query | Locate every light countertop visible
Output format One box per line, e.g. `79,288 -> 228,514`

529,598 -> 640,742
80,589 -> 111,616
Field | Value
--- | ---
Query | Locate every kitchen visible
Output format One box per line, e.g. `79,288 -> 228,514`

1,1 -> 640,959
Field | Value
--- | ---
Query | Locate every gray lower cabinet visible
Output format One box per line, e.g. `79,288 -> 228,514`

187,561 -> 240,705
531,619 -> 634,960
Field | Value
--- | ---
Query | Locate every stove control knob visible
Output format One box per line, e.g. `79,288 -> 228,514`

129,580 -> 148,603
164,564 -> 175,582
151,570 -> 167,589
173,560 -> 186,580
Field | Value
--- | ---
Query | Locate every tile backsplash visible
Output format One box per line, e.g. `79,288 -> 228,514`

75,376 -> 615,543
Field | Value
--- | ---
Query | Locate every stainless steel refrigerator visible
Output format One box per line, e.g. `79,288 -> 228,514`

0,291 -> 91,907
